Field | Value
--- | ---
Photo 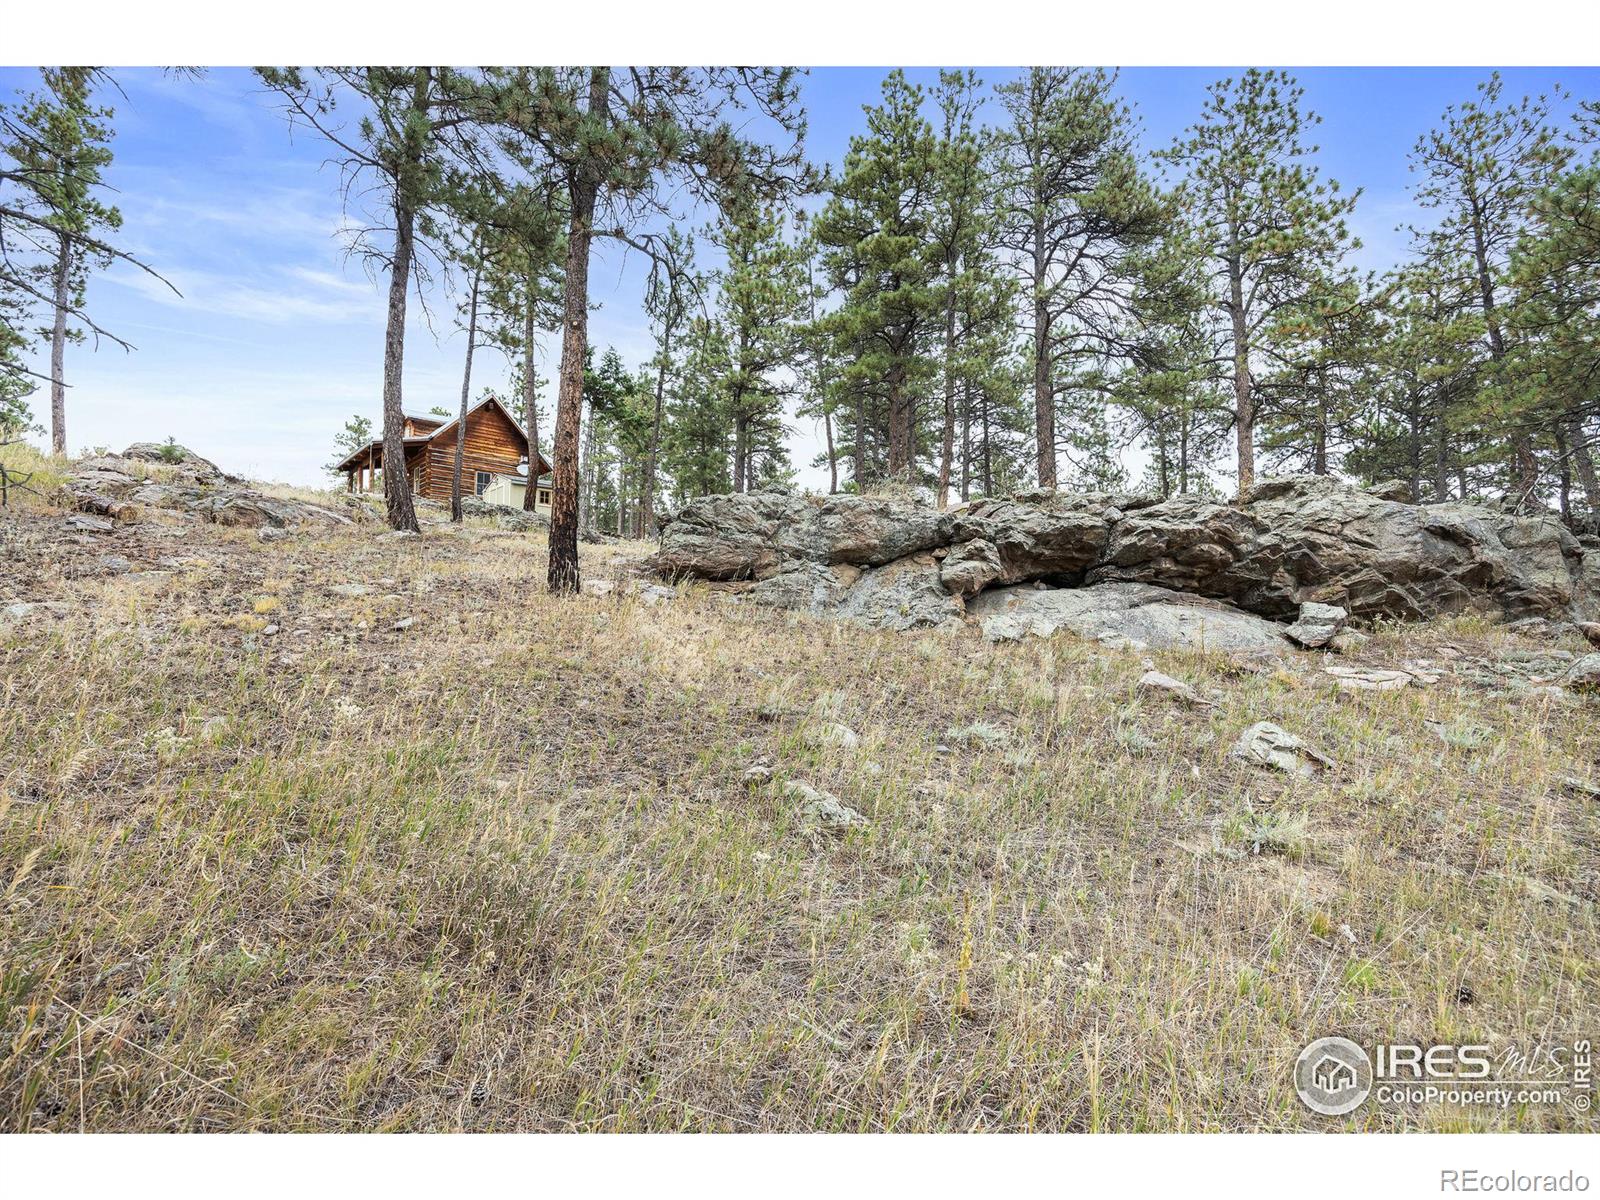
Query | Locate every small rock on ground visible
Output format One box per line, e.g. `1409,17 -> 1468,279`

1229,721 -> 1333,778
1560,653 -> 1600,692
1137,669 -> 1216,707
783,780 -> 868,831
1285,601 -> 1348,649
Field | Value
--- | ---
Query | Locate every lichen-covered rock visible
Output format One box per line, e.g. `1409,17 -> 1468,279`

815,494 -> 951,566
747,560 -> 862,614
968,581 -> 1293,654
651,474 -> 1594,630
952,493 -> 1124,584
1088,494 -> 1272,603
120,442 -> 235,484
1561,653 -> 1600,693
835,554 -> 964,632
65,452 -> 359,530
653,491 -> 820,580
460,494 -> 546,530
938,537 -> 1003,597
1240,476 -> 1590,621
1285,601 -> 1348,649
1229,721 -> 1334,777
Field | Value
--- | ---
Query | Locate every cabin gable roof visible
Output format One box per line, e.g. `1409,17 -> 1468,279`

333,396 -> 550,477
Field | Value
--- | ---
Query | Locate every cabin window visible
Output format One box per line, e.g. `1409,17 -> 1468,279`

475,471 -> 492,496
537,489 -> 552,507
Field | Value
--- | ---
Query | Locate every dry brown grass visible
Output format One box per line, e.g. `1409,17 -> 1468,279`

0,498 -> 1596,1132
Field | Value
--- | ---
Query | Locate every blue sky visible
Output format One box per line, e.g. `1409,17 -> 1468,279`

5,66 -> 1597,487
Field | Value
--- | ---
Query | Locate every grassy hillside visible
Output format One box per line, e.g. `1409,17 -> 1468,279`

1,490 -> 1596,1131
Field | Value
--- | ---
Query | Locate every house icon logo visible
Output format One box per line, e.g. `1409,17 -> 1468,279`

1295,1036 -> 1373,1116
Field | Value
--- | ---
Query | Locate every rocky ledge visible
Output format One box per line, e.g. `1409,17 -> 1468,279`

650,475 -> 1595,652
64,444 -> 369,530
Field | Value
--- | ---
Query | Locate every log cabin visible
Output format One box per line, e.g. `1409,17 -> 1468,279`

335,396 -> 552,509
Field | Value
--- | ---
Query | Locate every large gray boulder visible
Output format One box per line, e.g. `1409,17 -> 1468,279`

652,474 -> 1594,630
460,494 -> 546,530
969,581 -> 1294,654
1084,476 -> 1591,622
1237,476 -> 1589,621
835,554 -> 964,632
120,442 -> 237,485
65,452 -> 361,529
939,537 -> 1003,597
1088,494 -> 1284,610
952,491 -> 1134,584
747,560 -> 862,614
815,494 -> 951,565
654,492 -> 951,579
747,555 -> 962,631
653,491 -> 820,580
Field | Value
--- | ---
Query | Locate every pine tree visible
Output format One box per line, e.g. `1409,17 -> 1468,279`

1256,271 -> 1382,477
1118,218 -> 1224,496
1343,268 -> 1478,502
3,68 -> 122,455
473,182 -> 566,512
995,67 -> 1164,490
794,217 -> 842,493
488,66 -> 809,593
1159,69 -> 1360,496
444,225 -> 487,520
1504,99 -> 1600,518
814,70 -> 944,485
664,315 -> 734,502
641,226 -> 697,535
712,195 -> 808,493
0,285 -> 36,439
1406,72 -> 1570,503
326,414 -> 374,476
928,70 -> 993,507
258,67 -> 487,532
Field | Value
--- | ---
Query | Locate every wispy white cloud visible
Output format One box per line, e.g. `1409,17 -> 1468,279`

108,261 -> 380,325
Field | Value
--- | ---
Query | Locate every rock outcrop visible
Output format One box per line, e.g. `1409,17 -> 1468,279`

460,494 -> 547,530
970,581 -> 1295,654
652,475 -> 1594,648
64,447 -> 366,530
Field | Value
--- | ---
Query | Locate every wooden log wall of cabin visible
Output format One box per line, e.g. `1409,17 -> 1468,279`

416,406 -> 528,502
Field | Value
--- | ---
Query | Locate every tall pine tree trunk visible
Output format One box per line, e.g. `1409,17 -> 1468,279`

1406,389 -> 1423,503
981,394 -> 993,497
1032,224 -> 1055,489
886,360 -> 913,481
451,259 -> 481,522
547,66 -> 608,594
579,406 -> 595,537
1155,420 -> 1171,499
1433,390 -> 1452,503
1228,254 -> 1254,498
1554,421 -> 1572,520
522,301 -> 541,512
381,199 -> 421,533
49,232 -> 71,456
852,391 -> 867,489
642,322 -> 672,535
938,251 -> 957,508
1468,203 -> 1539,497
824,409 -> 837,495
1564,410 -> 1600,514
732,405 -> 748,493
1179,408 -> 1191,495
960,377 -> 971,502
1313,380 -> 1328,475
